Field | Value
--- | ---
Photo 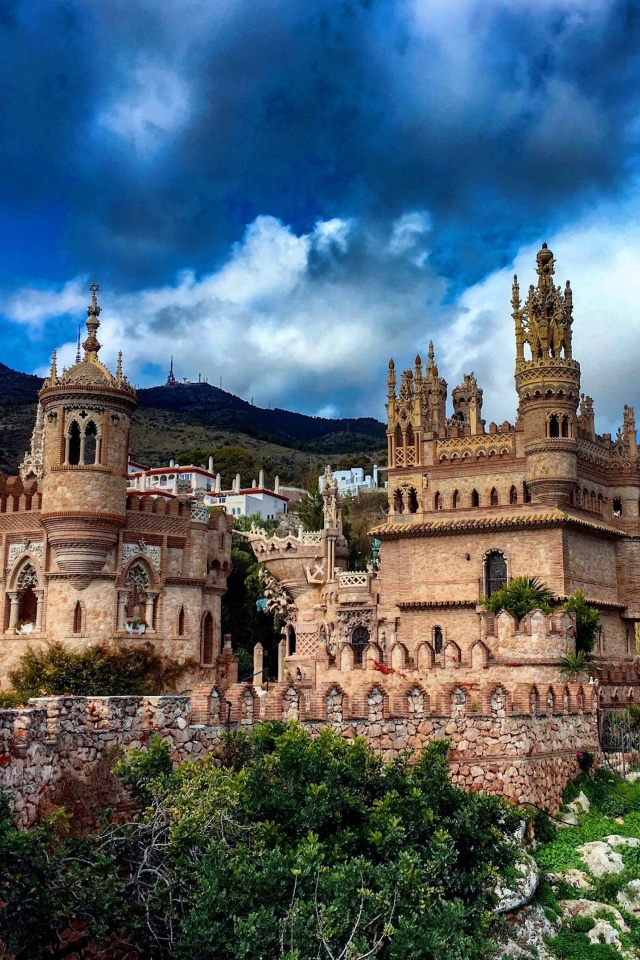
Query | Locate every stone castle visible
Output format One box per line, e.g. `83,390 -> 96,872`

1,245 -> 639,819
0,286 -> 233,683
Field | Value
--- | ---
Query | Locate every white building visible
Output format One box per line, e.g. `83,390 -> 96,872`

319,465 -> 381,497
127,456 -> 217,497
205,470 -> 289,521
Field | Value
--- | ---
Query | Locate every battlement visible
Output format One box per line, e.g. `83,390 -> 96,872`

0,474 -> 42,513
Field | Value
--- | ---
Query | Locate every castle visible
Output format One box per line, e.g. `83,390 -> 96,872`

1,247 -> 638,819
0,286 -> 232,683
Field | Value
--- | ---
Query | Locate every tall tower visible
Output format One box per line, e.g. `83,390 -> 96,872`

513,244 -> 580,505
38,285 -> 138,577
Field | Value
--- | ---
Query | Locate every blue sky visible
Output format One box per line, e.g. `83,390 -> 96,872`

2,0 -> 640,430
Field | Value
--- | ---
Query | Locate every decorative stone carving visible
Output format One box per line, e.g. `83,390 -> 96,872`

8,538 -> 44,570
259,568 -> 293,619
190,504 -> 210,523
122,539 -> 161,570
337,608 -> 374,642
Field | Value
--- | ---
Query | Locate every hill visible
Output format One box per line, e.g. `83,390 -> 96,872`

0,364 -> 387,484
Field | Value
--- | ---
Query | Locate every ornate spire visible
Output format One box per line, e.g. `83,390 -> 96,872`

513,244 -> 573,370
83,283 -> 102,360
387,358 -> 396,400
49,349 -> 58,384
426,340 -> 438,377
116,351 -> 123,387
76,325 -> 82,363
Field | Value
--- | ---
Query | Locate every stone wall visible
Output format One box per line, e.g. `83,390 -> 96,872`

0,687 -> 598,827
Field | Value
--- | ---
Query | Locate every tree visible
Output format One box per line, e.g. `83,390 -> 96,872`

482,576 -> 554,621
296,487 -> 324,531
0,725 -> 519,959
562,590 -> 600,654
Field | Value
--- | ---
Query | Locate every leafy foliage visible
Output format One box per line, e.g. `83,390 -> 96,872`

557,650 -> 593,682
6,641 -> 190,702
0,725 -> 520,960
482,576 -> 555,620
563,590 -> 600,654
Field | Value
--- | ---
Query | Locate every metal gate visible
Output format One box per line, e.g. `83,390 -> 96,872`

599,709 -> 640,778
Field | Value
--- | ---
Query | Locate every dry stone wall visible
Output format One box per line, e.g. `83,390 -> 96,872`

0,691 -> 598,827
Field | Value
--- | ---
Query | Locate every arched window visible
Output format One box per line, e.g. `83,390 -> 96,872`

407,488 -> 419,513
124,561 -> 152,625
484,550 -> 507,598
510,485 -> 518,505
433,625 -> 443,655
201,613 -> 214,664
613,498 -> 623,517
286,624 -> 296,656
351,626 -> 369,666
84,420 -> 97,465
67,420 -> 81,465
549,414 -> 560,438
16,562 -> 38,625
561,416 -> 569,438
452,489 -> 460,508
523,483 -> 532,503
393,488 -> 404,514
178,606 -> 185,636
490,488 -> 499,506
591,491 -> 596,511
434,492 -> 442,511
471,489 -> 480,508
73,601 -> 83,634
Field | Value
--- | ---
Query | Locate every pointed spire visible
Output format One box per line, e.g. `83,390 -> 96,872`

49,349 -> 58,384
427,340 -> 438,377
76,325 -> 82,363
116,351 -> 123,386
83,283 -> 102,360
387,358 -> 396,400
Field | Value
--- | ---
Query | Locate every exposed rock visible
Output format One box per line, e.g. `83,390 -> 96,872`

618,879 -> 640,917
559,899 -> 630,933
577,841 -> 625,877
494,852 -> 539,914
552,868 -> 591,890
606,834 -> 640,849
495,903 -> 560,960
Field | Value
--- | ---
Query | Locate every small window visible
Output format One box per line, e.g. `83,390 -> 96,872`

613,498 -> 623,517
471,489 -> 480,508
351,626 -> 369,666
485,550 -> 507,598
408,488 -> 419,513
178,606 -> 185,636
490,488 -> 499,506
433,625 -> 443,655
434,492 -> 442,510
68,420 -> 81,465
549,414 -> 560,438
523,483 -> 531,503
84,420 -> 97,465
73,601 -> 82,634
452,490 -> 460,508
510,486 -> 517,505
561,416 -> 569,438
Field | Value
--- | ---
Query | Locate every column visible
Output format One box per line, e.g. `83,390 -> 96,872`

35,590 -> 44,630
8,593 -> 19,630
117,592 -> 127,629
253,643 -> 264,687
145,594 -> 156,630
278,638 -> 287,682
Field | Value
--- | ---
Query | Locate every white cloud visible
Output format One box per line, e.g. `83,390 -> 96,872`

442,189 -> 640,434
97,62 -> 190,156
2,279 -> 87,330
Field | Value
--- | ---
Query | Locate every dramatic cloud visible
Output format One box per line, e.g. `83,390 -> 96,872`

1,0 -> 640,427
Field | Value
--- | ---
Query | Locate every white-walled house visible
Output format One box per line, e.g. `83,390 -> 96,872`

318,465 -> 381,497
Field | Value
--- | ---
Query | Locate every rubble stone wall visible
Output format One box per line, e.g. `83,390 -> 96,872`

0,693 -> 598,827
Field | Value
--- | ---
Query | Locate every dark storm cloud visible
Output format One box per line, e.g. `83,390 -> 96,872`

2,0 -> 640,291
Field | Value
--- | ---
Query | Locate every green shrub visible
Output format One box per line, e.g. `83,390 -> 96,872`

563,590 -> 600,654
482,577 -> 554,621
7,641 -> 191,700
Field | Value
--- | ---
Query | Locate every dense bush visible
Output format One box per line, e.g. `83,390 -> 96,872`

0,724 -> 520,960
482,576 -> 554,621
4,641 -> 191,704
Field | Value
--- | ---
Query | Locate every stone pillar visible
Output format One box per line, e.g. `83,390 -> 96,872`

278,638 -> 287,682
253,642 -> 264,687
145,594 -> 156,630
117,592 -> 127,629
8,593 -> 19,629
34,590 -> 44,630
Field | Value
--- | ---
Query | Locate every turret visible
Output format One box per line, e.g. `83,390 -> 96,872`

513,245 -> 580,505
38,285 -> 138,577
452,373 -> 484,435
422,340 -> 447,431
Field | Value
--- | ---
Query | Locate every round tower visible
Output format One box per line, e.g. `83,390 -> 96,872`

513,244 -> 580,505
38,285 -> 138,576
